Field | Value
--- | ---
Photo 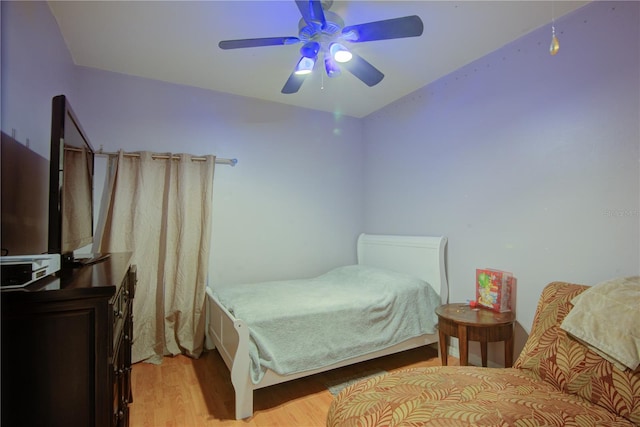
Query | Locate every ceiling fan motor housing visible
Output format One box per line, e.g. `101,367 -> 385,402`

297,11 -> 344,46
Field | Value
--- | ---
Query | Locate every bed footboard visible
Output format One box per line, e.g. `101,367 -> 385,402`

205,287 -> 254,419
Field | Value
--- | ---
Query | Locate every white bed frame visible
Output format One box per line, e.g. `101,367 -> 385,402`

205,233 -> 448,419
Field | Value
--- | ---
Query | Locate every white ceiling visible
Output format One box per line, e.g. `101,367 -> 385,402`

48,1 -> 588,118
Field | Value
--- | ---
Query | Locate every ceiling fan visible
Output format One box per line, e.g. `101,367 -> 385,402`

219,0 -> 424,94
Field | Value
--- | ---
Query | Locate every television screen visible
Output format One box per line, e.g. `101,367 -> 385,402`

0,132 -> 50,256
48,95 -> 95,265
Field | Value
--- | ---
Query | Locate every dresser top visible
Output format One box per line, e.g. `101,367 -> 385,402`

1,252 -> 132,303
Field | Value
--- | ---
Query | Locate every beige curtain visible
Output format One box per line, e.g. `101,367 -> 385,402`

62,147 -> 93,251
96,151 -> 215,364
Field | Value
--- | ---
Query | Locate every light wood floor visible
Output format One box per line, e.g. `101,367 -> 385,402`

129,345 -> 458,427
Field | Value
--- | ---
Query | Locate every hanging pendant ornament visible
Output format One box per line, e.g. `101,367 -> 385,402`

550,25 -> 560,56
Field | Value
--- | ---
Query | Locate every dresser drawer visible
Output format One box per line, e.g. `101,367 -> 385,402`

111,267 -> 134,356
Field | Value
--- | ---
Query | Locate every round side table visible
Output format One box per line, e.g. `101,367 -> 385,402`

435,303 -> 516,367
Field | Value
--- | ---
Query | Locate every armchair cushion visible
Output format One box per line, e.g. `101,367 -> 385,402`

560,276 -> 640,371
327,366 -> 634,426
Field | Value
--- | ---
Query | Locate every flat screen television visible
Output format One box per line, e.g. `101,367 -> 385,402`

48,95 -> 96,266
0,132 -> 50,256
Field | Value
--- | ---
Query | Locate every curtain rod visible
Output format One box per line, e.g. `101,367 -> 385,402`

90,148 -> 237,166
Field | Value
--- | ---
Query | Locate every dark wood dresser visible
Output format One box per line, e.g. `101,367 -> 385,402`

1,252 -> 136,427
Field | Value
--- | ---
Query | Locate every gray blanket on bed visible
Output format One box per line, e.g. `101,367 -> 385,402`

213,265 -> 441,384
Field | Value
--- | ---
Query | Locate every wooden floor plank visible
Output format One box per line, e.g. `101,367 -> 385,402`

130,344 -> 455,426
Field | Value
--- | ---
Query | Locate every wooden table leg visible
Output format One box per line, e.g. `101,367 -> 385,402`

505,328 -> 514,368
458,324 -> 468,366
438,329 -> 448,366
480,342 -> 488,367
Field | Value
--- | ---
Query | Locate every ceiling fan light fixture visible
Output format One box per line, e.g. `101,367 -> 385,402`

295,41 -> 320,75
330,43 -> 352,63
324,56 -> 341,77
300,41 -> 320,58
294,56 -> 316,75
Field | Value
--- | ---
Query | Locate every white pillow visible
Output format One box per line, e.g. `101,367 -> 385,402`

560,276 -> 640,371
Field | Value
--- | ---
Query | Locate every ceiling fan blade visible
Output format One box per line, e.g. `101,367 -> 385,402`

342,54 -> 384,87
281,71 -> 308,94
342,15 -> 424,43
295,0 -> 327,29
219,37 -> 300,50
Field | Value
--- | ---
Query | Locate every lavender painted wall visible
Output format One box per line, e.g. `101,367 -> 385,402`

1,1 -> 76,158
362,1 -> 639,364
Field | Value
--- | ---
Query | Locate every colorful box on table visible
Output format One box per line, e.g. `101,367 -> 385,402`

476,268 -> 514,313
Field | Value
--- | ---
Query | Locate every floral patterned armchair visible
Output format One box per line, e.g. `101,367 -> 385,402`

327,282 -> 640,426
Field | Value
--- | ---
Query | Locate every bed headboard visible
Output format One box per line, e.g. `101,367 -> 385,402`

357,233 -> 448,304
